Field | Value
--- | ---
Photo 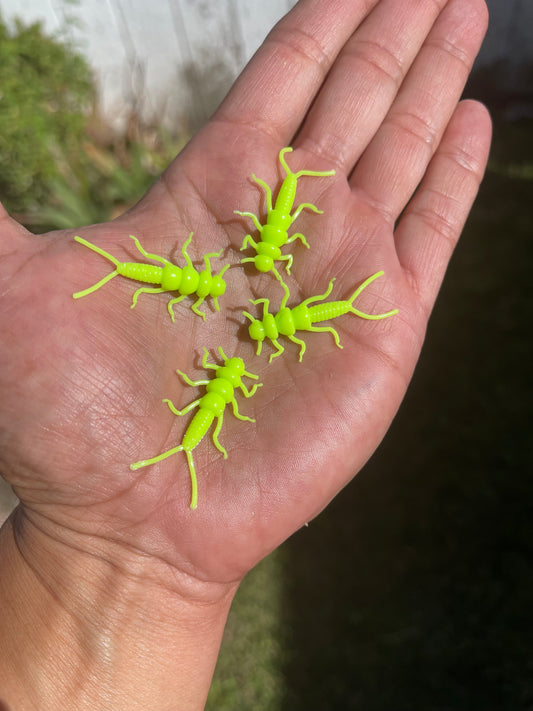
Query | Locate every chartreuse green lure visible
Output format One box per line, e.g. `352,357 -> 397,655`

73,233 -> 230,322
243,270 -> 398,362
130,348 -> 261,509
235,146 -> 335,284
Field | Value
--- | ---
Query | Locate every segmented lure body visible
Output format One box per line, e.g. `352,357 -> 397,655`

244,271 -> 398,362
73,233 -> 229,321
235,146 -> 335,283
130,348 -> 261,509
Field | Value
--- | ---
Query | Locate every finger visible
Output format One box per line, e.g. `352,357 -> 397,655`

295,0 -> 449,170
349,0 -> 488,219
394,100 -> 492,316
212,0 -> 380,146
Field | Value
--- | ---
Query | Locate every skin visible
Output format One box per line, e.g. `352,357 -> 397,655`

0,0 -> 492,708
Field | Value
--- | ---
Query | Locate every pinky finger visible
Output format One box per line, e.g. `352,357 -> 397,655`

394,100 -> 492,317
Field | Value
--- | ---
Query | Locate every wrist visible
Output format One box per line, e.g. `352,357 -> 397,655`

0,509 -> 237,710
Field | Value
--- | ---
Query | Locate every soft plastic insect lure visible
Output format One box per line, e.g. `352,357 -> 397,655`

235,146 -> 335,283
130,347 -> 261,509
73,233 -> 230,322
243,271 -> 398,362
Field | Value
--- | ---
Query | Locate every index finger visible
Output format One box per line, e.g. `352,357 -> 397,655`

213,0 -> 379,146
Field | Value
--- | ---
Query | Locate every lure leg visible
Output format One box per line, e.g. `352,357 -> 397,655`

293,168 -> 336,180
185,449 -> 198,510
230,397 -> 255,422
251,174 -> 273,212
278,253 -> 293,275
250,296 -> 270,310
73,236 -> 122,298
181,233 -> 195,268
176,368 -> 211,388
74,235 -> 121,267
191,298 -> 207,320
348,271 -> 399,320
164,397 -> 201,417
300,278 -> 335,307
167,294 -> 187,321
239,232 -> 260,252
202,250 -> 223,275
350,306 -> 399,320
287,232 -> 310,249
130,443 -> 185,471
288,333 -> 308,362
129,235 -> 170,266
268,340 -> 285,362
211,414 -> 228,459
73,269 -> 119,299
290,202 -> 323,223
238,381 -> 262,398
307,324 -> 342,349
270,266 -> 290,291
219,346 -> 232,362
203,348 -> 220,371
245,333 -> 263,357
131,286 -> 166,309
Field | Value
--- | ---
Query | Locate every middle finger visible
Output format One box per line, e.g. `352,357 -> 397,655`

295,0 -> 449,170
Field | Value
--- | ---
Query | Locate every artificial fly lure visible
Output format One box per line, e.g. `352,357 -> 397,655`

243,271 -> 399,362
130,347 -> 261,509
235,146 -> 335,283
73,233 -> 230,321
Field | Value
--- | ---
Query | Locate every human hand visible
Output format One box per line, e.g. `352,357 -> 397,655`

0,0 -> 491,707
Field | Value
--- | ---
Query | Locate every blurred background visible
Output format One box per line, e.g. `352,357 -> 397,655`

0,0 -> 531,708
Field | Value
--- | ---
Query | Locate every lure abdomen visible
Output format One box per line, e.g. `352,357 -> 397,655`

274,175 -> 297,214
182,408 -> 215,452
118,262 -> 163,284
308,301 -> 349,323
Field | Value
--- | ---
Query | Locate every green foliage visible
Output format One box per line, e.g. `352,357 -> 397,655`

0,12 -> 188,231
29,131 -> 188,230
0,14 -> 93,214
206,551 -> 287,711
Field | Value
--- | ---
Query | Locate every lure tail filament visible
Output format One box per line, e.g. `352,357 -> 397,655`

130,444 -> 198,510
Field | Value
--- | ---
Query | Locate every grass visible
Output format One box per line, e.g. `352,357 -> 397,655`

207,116 -> 533,710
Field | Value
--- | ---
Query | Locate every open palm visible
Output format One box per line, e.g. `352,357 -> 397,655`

0,0 -> 490,594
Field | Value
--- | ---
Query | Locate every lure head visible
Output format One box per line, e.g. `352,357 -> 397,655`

243,311 -> 265,355
209,274 -> 227,298
254,254 -> 274,273
247,318 -> 265,344
224,356 -> 245,375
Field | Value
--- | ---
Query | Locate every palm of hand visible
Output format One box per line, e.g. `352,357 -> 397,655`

0,0 -> 490,592
0,138 -> 406,583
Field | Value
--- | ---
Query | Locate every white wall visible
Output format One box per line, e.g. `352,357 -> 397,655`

0,0 -> 296,130
0,0 -> 531,129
